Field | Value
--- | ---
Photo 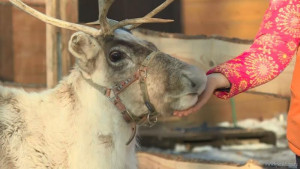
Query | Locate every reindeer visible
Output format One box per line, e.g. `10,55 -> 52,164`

0,0 -> 207,168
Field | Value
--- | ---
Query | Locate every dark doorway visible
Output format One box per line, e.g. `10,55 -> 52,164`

78,0 -> 182,33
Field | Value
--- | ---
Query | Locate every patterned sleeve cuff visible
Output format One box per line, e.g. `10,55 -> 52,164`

207,62 -> 249,99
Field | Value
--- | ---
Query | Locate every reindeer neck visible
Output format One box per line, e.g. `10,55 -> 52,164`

53,69 -> 115,116
44,69 -> 136,168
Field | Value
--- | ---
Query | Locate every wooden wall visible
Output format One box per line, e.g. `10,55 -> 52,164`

182,0 -> 270,39
0,2 -> 14,81
13,4 -> 46,84
0,1 -> 46,84
0,0 -> 77,86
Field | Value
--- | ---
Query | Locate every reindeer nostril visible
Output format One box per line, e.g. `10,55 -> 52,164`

181,66 -> 207,93
191,80 -> 196,88
182,73 -> 198,89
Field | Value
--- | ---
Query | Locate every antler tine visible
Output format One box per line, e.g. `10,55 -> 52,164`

9,0 -> 101,37
98,0 -> 115,33
110,18 -> 173,32
128,0 -> 174,29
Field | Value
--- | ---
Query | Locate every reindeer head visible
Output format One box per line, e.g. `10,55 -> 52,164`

10,0 -> 206,123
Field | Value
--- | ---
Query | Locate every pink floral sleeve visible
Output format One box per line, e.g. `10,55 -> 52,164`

207,0 -> 300,99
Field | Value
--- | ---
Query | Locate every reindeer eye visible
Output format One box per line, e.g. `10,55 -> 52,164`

109,50 -> 125,62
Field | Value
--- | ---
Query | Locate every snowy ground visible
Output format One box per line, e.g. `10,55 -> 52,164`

143,113 -> 298,168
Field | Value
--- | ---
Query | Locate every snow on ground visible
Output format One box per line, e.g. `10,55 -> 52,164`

184,145 -> 297,168
144,113 -> 298,168
218,113 -> 287,139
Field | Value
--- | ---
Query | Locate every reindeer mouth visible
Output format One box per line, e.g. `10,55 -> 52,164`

183,93 -> 199,108
172,83 -> 206,117
171,93 -> 198,110
173,94 -> 202,117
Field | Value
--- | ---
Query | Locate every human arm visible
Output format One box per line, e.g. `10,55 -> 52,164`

208,0 -> 300,99
174,0 -> 300,116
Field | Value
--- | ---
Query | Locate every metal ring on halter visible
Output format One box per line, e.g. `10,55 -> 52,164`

147,113 -> 158,127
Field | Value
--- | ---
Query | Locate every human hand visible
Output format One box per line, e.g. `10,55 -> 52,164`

173,73 -> 230,117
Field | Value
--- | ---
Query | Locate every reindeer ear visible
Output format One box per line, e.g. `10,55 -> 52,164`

69,32 -> 100,62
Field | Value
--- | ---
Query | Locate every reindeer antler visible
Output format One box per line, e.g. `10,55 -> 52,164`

98,0 -> 115,33
9,0 -> 174,37
98,0 -> 174,33
9,0 -> 102,37
128,0 -> 174,29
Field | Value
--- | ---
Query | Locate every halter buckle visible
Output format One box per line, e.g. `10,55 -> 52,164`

139,67 -> 147,79
145,101 -> 155,112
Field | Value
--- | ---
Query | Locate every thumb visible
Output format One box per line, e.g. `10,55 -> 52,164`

173,81 -> 216,117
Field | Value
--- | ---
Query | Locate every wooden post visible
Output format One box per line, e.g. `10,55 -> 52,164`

46,0 -> 59,88
60,0 -> 77,76
46,0 -> 78,88
137,152 -> 263,169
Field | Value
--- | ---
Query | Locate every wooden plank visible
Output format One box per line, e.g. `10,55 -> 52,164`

137,152 -> 263,169
12,4 -> 46,84
181,0 -> 269,39
133,29 -> 295,97
139,126 -> 276,149
0,3 -> 14,81
160,92 -> 289,127
0,81 -> 45,92
60,0 -> 77,77
46,0 -> 59,88
133,29 -> 252,71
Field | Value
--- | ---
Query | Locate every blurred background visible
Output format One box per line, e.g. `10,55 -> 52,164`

0,0 -> 296,168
